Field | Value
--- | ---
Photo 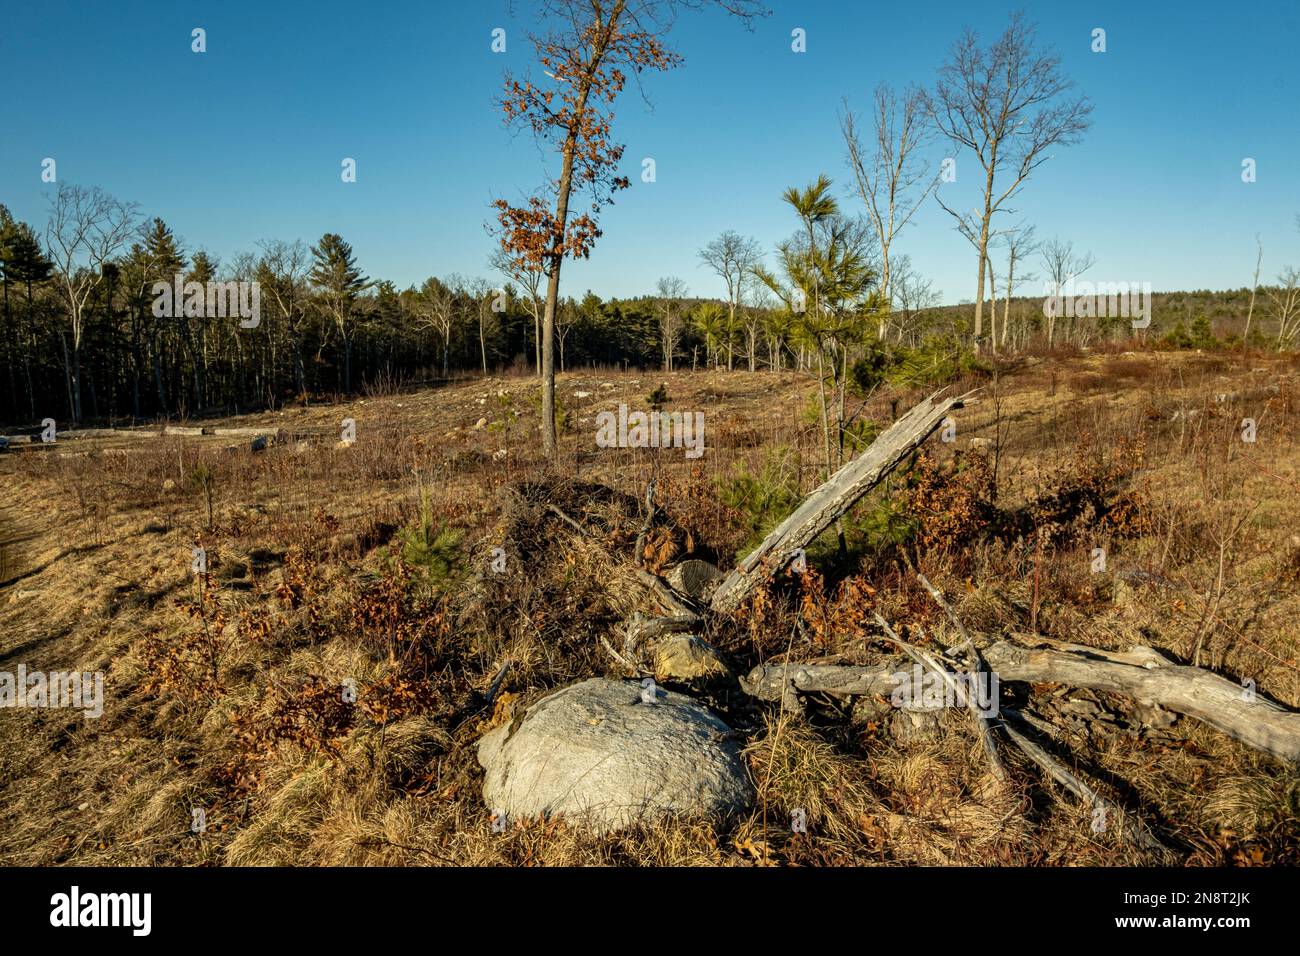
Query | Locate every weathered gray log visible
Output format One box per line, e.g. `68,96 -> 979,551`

981,641 -> 1300,763
740,661 -> 901,700
743,641 -> 1300,763
710,389 -> 972,614
209,426 -> 277,437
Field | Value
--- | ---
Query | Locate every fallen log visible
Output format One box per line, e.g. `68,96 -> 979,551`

981,641 -> 1300,763
742,640 -> 1300,763
208,426 -> 277,438
740,661 -> 900,700
710,389 -> 972,614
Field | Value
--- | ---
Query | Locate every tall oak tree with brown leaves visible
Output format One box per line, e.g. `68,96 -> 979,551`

493,0 -> 765,458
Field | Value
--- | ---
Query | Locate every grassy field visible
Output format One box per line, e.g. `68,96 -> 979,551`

2,346 -> 1298,866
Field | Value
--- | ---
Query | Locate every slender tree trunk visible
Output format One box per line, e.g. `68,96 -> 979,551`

985,256 -> 998,355
70,333 -> 82,422
23,281 -> 35,421
541,162 -> 578,457
533,307 -> 541,377
343,328 -> 353,393
291,329 -> 307,397
180,316 -> 202,413
973,168 -> 995,350
152,326 -> 167,414
2,277 -> 15,415
60,330 -> 75,421
131,304 -> 143,419
815,349 -> 833,481
1244,240 -> 1262,345
878,259 -> 890,340
479,315 -> 488,375
1047,283 -> 1058,348
1002,255 -> 1015,350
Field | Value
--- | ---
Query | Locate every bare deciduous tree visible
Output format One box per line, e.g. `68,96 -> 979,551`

890,254 -> 941,346
45,184 -> 138,421
556,295 -> 579,372
256,239 -> 311,398
699,231 -> 762,370
1039,236 -> 1095,347
842,84 -> 936,338
1243,235 -> 1263,345
654,276 -> 687,371
490,246 -> 544,375
927,12 -> 1091,349
1269,267 -> 1300,349
741,288 -> 774,371
414,276 -> 457,377
999,224 -> 1037,349
464,276 -> 497,375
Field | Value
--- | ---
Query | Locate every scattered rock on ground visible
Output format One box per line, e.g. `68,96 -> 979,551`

477,677 -> 753,832
653,633 -> 730,681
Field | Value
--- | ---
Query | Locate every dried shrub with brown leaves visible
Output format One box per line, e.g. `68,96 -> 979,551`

903,450 -> 996,555
222,676 -> 357,794
138,580 -> 229,703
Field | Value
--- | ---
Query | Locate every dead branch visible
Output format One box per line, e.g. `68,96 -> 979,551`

872,612 -> 1007,785
1000,709 -> 1172,854
710,389 -> 973,613
742,639 -> 1300,763
635,568 -> 701,622
908,571 -> 1006,783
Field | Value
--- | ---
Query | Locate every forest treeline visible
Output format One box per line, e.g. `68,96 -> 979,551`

0,194 -> 766,425
2,191 -> 1294,429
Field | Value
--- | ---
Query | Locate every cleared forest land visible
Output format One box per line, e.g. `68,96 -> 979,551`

2,347 -> 1298,866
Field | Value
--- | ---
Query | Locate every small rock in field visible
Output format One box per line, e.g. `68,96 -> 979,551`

653,633 -> 731,681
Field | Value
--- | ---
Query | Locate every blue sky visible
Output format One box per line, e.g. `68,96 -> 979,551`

2,0 -> 1298,304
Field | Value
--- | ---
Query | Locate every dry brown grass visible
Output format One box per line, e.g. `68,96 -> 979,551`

2,354 -> 1299,866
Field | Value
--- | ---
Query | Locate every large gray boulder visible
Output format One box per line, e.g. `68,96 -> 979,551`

477,678 -> 754,832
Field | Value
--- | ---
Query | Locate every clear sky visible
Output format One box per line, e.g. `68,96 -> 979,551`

2,0 -> 1298,304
